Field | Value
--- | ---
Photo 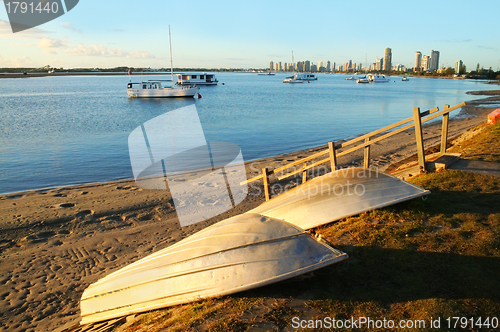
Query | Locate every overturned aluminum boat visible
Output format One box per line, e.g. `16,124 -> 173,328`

249,167 -> 430,230
80,213 -> 347,324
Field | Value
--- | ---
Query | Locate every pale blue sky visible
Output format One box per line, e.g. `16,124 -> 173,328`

1,0 -> 499,70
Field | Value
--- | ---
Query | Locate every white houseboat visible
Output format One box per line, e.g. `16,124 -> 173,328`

367,74 -> 390,83
176,73 -> 218,85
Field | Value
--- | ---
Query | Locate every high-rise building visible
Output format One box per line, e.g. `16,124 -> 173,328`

414,51 -> 422,72
305,60 -> 311,72
430,50 -> 440,71
455,60 -> 463,74
270,61 -> 273,72
326,61 -> 331,72
383,48 -> 392,72
422,55 -> 430,71
375,57 -> 383,71
278,62 -> 282,71
318,61 -> 323,69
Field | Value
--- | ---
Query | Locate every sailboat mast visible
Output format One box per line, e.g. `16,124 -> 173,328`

169,25 -> 174,88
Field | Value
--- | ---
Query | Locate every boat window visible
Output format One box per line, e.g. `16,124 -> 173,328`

200,75 -> 204,79
192,75 -> 197,79
143,84 -> 147,89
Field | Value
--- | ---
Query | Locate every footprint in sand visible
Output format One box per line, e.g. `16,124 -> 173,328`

59,203 -> 75,208
76,210 -> 94,219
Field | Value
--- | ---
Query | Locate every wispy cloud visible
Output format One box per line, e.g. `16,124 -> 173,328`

65,43 -> 159,59
0,19 -> 50,39
478,45 -> 499,52
0,55 -> 35,67
60,22 -> 83,35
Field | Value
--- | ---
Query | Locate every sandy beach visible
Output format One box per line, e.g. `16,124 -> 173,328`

0,90 -> 499,332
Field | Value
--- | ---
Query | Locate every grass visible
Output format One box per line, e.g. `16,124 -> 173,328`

449,121 -> 500,162
123,122 -> 500,331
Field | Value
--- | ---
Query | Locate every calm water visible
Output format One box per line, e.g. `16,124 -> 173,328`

0,73 -> 495,194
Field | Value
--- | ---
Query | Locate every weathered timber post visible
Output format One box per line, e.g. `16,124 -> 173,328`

262,168 -> 271,201
413,107 -> 426,172
328,141 -> 337,171
440,104 -> 450,154
364,137 -> 371,168
302,162 -> 307,184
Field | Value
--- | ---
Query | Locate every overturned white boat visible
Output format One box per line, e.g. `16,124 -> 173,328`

80,213 -> 347,324
249,167 -> 430,230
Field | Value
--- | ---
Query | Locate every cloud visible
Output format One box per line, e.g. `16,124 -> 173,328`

60,22 -> 83,35
478,45 -> 499,52
0,55 -> 35,67
0,19 -> 50,39
37,37 -> 69,54
65,43 -> 159,59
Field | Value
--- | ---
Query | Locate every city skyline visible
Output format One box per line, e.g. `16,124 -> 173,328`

1,0 -> 499,70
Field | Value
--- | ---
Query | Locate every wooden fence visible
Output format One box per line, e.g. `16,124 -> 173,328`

241,101 -> 466,201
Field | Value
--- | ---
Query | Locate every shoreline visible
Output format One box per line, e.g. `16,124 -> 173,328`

0,91 -> 499,332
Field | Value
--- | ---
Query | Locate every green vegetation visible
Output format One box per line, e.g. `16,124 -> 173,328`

124,123 -> 500,331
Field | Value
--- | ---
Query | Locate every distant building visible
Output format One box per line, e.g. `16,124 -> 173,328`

270,61 -> 273,72
455,60 -> 464,74
278,62 -> 282,71
414,51 -> 422,71
375,57 -> 383,71
383,48 -> 392,71
422,55 -> 430,71
305,60 -> 311,72
326,61 -> 331,72
430,50 -> 439,71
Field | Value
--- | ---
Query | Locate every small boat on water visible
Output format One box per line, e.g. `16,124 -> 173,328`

127,26 -> 199,98
177,73 -> 218,85
80,213 -> 347,324
401,76 -> 409,81
127,81 -> 199,98
356,76 -> 369,83
367,74 -> 390,83
258,72 -> 275,76
283,51 -> 304,84
283,73 -> 304,83
300,73 -> 317,81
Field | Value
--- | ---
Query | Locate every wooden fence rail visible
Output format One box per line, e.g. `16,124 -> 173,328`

241,101 -> 466,201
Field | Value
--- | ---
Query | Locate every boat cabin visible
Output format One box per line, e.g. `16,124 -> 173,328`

177,73 -> 218,85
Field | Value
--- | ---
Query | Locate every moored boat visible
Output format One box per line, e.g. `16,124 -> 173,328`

367,74 -> 390,83
127,81 -> 199,98
80,213 -> 347,324
126,26 -> 199,98
177,73 -> 218,85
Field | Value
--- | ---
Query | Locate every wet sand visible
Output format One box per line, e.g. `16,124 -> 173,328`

0,92 -> 499,332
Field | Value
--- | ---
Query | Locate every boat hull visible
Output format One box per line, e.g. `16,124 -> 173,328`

80,213 -> 347,324
249,167 -> 430,230
127,86 -> 199,98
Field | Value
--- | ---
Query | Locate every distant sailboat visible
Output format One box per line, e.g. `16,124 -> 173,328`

127,26 -> 199,98
283,51 -> 303,84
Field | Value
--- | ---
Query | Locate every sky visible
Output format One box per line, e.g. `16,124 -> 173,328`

1,0 -> 499,70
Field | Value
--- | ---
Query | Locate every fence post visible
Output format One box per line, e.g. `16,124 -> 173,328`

302,162 -> 307,184
440,104 -> 450,154
328,141 -> 337,171
262,168 -> 271,201
364,137 -> 370,168
413,107 -> 426,172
